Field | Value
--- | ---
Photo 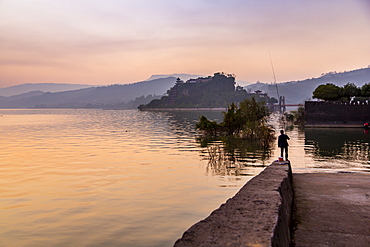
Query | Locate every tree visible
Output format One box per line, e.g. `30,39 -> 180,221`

141,72 -> 244,108
237,97 -> 270,139
196,98 -> 272,143
312,83 -> 342,101
195,116 -> 219,136
238,97 -> 269,123
195,98 -> 275,148
341,82 -> 361,100
222,103 -> 244,135
361,83 -> 370,97
267,97 -> 278,104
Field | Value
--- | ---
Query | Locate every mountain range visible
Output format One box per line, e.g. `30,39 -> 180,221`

145,73 -> 204,82
0,83 -> 97,97
0,77 -> 178,108
0,68 -> 369,108
245,67 -> 370,104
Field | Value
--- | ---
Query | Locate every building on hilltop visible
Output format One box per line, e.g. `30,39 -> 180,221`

186,77 -> 212,84
253,90 -> 268,100
139,72 -> 273,109
168,78 -> 183,104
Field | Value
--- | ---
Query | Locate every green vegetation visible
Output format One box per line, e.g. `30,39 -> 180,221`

195,98 -> 275,148
312,83 -> 342,101
267,97 -> 278,104
244,67 -> 370,104
139,72 -> 270,109
360,83 -> 370,97
283,106 -> 305,127
313,82 -> 370,101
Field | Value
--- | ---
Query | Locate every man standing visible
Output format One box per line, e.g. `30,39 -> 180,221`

278,130 -> 290,160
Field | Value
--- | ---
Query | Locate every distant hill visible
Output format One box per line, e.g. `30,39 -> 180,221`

140,73 -> 269,109
245,67 -> 370,104
2,68 -> 369,108
145,73 -> 204,82
145,74 -> 252,87
235,80 -> 252,87
0,83 -> 97,97
0,77 -> 177,108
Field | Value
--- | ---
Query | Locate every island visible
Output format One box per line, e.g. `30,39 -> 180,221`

138,72 -> 275,110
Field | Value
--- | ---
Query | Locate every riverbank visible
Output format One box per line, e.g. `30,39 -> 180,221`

174,162 -> 370,246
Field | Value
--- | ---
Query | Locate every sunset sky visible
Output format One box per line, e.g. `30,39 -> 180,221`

1,0 -> 369,87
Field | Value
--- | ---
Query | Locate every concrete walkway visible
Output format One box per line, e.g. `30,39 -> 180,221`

174,162 -> 293,247
293,173 -> 370,247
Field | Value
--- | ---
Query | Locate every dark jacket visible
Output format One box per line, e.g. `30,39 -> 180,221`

278,134 -> 290,147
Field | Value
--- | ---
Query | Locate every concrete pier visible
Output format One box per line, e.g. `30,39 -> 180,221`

293,173 -> 370,247
174,163 -> 370,246
174,161 -> 293,247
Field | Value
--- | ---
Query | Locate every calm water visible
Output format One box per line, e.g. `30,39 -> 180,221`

1,109 -> 369,247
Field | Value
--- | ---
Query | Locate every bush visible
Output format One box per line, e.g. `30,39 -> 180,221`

195,98 -> 275,148
195,116 -> 219,136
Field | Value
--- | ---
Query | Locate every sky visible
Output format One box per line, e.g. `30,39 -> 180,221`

0,0 -> 370,87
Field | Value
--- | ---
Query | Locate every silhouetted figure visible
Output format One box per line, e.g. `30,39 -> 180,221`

278,130 -> 290,160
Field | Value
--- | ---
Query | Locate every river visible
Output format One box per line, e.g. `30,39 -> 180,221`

0,109 -> 368,246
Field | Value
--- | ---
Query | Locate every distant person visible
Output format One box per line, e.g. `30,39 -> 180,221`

278,130 -> 290,160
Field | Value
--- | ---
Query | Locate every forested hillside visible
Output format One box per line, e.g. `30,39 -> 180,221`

246,67 -> 370,104
140,73 -> 269,109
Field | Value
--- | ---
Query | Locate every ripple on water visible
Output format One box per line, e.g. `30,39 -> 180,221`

1,109 -> 369,246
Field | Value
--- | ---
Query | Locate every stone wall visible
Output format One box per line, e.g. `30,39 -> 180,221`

305,101 -> 370,127
174,162 -> 293,247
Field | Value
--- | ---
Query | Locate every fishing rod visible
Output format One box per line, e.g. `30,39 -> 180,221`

268,51 -> 279,99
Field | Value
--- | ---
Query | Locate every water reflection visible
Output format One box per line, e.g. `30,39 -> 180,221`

1,109 -> 369,247
1,109 -> 244,247
145,110 -> 370,174
140,110 -> 274,179
166,111 -> 223,134
305,128 -> 370,171
161,111 -> 275,178
198,136 -> 273,177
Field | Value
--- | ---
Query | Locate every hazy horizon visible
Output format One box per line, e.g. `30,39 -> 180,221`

1,66 -> 369,90
1,0 -> 370,87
